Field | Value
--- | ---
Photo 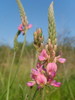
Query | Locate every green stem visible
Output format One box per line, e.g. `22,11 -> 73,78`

1,31 -> 27,100
5,31 -> 20,100
6,52 -> 16,100
20,33 -> 27,59
9,31 -> 27,88
32,89 -> 38,100
42,88 -> 44,100
8,33 -> 27,89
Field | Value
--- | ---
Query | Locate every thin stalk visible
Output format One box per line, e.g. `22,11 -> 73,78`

6,52 -> 16,100
20,32 -> 27,59
42,88 -> 45,100
25,88 -> 31,100
10,32 -> 27,86
25,94 -> 28,100
1,31 -> 27,100
32,89 -> 38,100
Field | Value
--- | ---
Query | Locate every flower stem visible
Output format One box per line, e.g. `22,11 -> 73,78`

42,88 -> 45,100
32,88 -> 38,100
1,31 -> 27,100
9,32 -> 27,88
6,52 -> 16,100
20,32 -> 27,59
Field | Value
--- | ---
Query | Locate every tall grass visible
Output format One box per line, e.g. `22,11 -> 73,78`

0,42 -> 75,100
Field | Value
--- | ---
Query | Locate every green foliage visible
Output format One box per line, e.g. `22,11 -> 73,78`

0,42 -> 75,100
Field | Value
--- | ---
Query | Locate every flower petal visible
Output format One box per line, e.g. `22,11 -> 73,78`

38,56 -> 46,61
27,81 -> 35,87
31,68 -> 40,80
51,72 -> 56,78
18,24 -> 23,31
36,63 -> 42,68
50,80 -> 61,87
36,74 -> 47,85
26,24 -> 32,29
58,58 -> 66,63
32,68 -> 39,75
38,49 -> 49,61
47,63 -> 57,75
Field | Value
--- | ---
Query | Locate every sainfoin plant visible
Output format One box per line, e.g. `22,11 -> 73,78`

27,1 -> 66,99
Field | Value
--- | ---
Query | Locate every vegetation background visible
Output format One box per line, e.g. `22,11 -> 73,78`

0,34 -> 75,100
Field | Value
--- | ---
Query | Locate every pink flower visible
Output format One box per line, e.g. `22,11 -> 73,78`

18,24 -> 32,32
36,63 -> 42,69
36,63 -> 43,72
32,69 -> 39,75
31,69 -> 40,80
26,24 -> 32,29
36,74 -> 47,86
50,80 -> 61,87
27,81 -> 35,87
47,63 -> 57,75
50,72 -> 56,78
58,58 -> 66,63
38,49 -> 49,61
18,24 -> 23,31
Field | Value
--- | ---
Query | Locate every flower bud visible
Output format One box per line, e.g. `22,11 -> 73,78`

33,28 -> 44,50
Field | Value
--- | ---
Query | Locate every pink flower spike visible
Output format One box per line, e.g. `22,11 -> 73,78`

38,49 -> 49,61
50,80 -> 61,87
58,58 -> 66,63
47,63 -> 57,75
26,24 -> 32,29
36,74 -> 47,85
27,81 -> 35,87
18,24 -> 23,31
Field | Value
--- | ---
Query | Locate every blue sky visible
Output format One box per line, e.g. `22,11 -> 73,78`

0,0 -> 75,47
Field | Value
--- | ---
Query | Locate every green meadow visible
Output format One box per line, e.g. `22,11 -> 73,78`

0,43 -> 75,100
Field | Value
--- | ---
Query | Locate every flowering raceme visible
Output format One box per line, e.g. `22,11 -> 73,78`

27,48 -> 66,88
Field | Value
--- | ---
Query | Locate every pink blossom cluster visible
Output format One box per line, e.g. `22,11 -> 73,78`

27,49 -> 66,89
